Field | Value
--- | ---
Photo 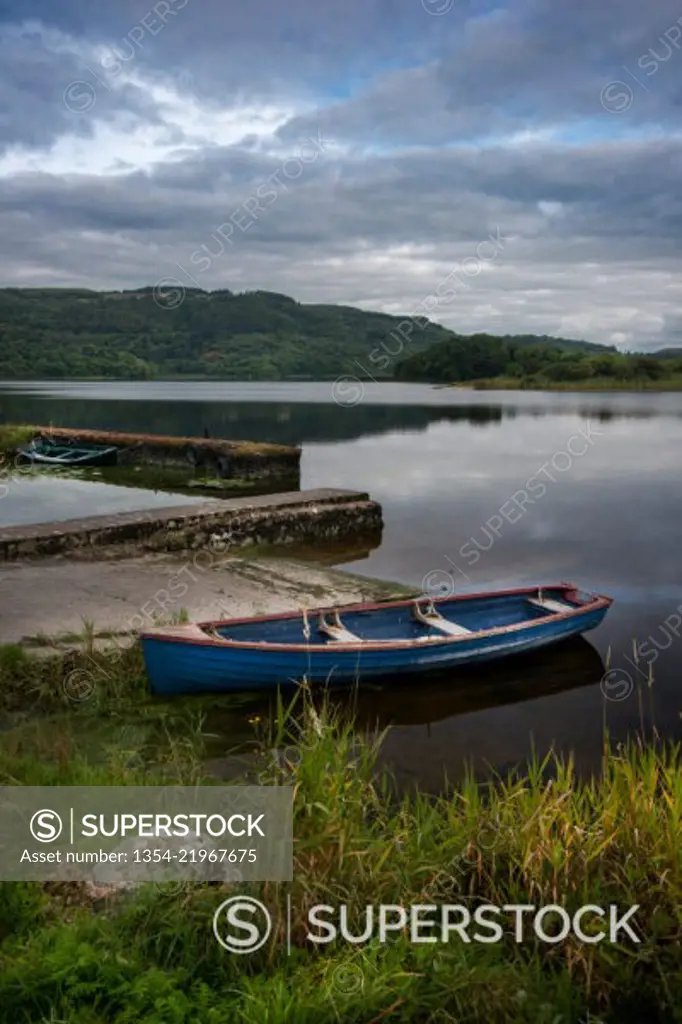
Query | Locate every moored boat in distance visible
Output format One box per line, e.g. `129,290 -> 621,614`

140,583 -> 613,695
19,439 -> 119,467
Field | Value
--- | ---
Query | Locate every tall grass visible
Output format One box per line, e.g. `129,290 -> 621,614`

0,690 -> 679,1022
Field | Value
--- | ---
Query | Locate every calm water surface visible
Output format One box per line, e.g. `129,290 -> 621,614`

2,381 -> 681,785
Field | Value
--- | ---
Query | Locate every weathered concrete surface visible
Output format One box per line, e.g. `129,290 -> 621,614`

0,489 -> 383,561
0,553 -> 415,651
20,426 -> 300,483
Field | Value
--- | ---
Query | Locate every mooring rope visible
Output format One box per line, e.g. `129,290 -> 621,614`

301,606 -> 311,642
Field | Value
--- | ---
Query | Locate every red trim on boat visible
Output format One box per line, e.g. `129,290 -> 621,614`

140,583 -> 613,653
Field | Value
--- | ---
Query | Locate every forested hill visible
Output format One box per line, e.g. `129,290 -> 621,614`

0,287 -> 459,379
394,332 -> 676,385
0,286 -> 596,380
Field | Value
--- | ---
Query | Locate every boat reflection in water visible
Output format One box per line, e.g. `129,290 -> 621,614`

349,635 -> 605,727
202,636 -> 606,786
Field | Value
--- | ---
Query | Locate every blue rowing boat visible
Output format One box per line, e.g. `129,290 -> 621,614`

141,583 -> 612,695
20,439 -> 119,467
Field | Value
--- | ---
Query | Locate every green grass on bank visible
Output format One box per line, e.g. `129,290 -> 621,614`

0,690 -> 680,1023
0,424 -> 34,456
0,638 -> 149,714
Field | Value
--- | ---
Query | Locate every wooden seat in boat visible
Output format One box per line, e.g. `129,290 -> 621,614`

318,610 -> 363,643
412,600 -> 471,637
528,591 -> 573,614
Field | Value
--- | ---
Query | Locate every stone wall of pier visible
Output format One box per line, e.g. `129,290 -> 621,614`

0,489 -> 383,561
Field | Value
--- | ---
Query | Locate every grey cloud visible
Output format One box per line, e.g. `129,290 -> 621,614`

5,0 -> 458,101
2,137 -> 682,254
0,25 -> 167,154
6,0 -> 682,143
280,0 -> 682,145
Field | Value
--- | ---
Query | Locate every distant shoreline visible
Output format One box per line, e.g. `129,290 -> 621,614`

453,377 -> 682,393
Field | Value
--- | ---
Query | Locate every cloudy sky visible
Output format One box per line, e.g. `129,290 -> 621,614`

1,0 -> 681,349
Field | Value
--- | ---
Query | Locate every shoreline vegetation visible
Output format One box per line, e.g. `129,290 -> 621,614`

0,525 -> 679,1020
394,332 -> 682,392
469,376 -> 682,391
0,670 -> 680,1022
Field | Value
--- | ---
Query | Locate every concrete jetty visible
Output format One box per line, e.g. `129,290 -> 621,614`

0,488 -> 382,561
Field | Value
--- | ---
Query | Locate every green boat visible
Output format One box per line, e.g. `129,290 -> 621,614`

19,438 -> 119,467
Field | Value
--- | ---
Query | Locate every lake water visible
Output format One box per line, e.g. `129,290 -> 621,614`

2,380 -> 681,785
0,474 -> 208,528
